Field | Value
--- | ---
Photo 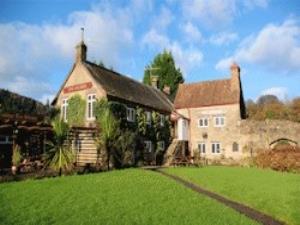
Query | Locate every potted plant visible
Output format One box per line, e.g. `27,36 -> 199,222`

12,144 -> 22,175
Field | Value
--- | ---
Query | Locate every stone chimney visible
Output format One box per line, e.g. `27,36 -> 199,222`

75,28 -> 87,63
150,75 -> 159,89
230,62 -> 241,92
163,85 -> 170,95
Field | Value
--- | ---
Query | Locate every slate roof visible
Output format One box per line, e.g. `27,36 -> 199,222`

174,79 -> 240,109
84,61 -> 173,113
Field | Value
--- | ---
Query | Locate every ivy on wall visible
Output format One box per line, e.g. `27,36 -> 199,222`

94,99 -> 171,165
67,94 -> 86,126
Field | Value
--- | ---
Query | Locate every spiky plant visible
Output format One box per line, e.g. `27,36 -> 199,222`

95,100 -> 120,170
44,117 -> 74,176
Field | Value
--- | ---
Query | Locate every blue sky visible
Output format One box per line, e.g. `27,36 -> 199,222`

0,0 -> 299,103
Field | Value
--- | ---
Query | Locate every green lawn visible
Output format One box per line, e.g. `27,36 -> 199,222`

0,169 -> 257,225
164,166 -> 300,225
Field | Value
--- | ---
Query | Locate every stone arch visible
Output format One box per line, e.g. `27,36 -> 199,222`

269,138 -> 298,149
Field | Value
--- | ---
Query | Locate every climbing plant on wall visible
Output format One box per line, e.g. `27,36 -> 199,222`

67,95 -> 86,126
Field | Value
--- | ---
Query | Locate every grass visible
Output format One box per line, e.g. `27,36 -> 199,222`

0,169 -> 258,225
164,166 -> 300,225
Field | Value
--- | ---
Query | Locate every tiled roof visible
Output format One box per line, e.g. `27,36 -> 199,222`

174,79 -> 239,109
84,62 -> 173,113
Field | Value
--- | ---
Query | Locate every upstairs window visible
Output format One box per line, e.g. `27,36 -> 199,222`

198,117 -> 209,127
87,94 -> 96,120
158,141 -> 165,151
61,98 -> 68,122
160,114 -> 165,126
214,115 -> 225,127
144,141 -> 152,153
126,107 -> 136,122
146,111 -> 151,125
198,142 -> 206,154
212,142 -> 221,154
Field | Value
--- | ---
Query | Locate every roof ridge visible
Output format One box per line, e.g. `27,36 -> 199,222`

181,78 -> 231,86
84,60 -> 168,97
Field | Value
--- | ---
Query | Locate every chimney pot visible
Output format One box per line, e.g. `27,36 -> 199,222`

150,75 -> 159,89
163,85 -> 170,95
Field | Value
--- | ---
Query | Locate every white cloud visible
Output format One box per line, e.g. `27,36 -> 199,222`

243,0 -> 269,9
182,0 -> 237,26
210,31 -> 238,45
142,28 -> 170,48
0,5 -> 134,101
181,0 -> 269,27
181,22 -> 203,44
142,29 -> 203,75
153,6 -> 174,30
216,19 -> 300,73
260,87 -> 288,100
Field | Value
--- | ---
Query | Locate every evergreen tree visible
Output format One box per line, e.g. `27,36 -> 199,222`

143,50 -> 184,99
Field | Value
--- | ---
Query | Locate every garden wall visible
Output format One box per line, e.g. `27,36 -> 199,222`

239,119 -> 300,158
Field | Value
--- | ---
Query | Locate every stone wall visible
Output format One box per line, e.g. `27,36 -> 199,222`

239,119 -> 300,156
177,104 -> 300,165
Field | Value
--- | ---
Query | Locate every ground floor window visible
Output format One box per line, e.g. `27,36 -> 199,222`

0,135 -> 12,144
197,142 -> 206,153
212,142 -> 221,154
144,141 -> 152,153
232,142 -> 239,152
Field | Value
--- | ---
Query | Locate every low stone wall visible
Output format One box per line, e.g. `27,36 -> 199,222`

239,119 -> 300,159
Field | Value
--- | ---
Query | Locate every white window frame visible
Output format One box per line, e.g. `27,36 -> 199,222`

198,117 -> 209,128
146,111 -> 151,125
198,142 -> 206,154
87,94 -> 97,120
0,135 -> 12,144
214,115 -> 225,127
160,114 -> 165,126
61,98 -> 68,122
158,141 -> 165,151
212,142 -> 221,154
144,141 -> 152,153
126,107 -> 136,122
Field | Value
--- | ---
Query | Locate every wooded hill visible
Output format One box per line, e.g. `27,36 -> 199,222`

0,89 -> 50,116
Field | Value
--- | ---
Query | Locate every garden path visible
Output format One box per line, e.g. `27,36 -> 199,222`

147,168 -> 285,225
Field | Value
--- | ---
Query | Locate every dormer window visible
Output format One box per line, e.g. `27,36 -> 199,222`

126,107 -> 135,122
198,117 -> 209,127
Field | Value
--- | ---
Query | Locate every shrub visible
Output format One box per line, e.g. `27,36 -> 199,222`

12,145 -> 22,166
255,146 -> 300,172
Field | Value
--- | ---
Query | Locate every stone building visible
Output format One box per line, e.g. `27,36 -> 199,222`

173,63 -> 246,162
52,37 -> 173,166
171,63 -> 300,164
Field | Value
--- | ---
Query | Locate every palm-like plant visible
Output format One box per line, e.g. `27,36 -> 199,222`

44,117 -> 74,176
96,101 -> 120,170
